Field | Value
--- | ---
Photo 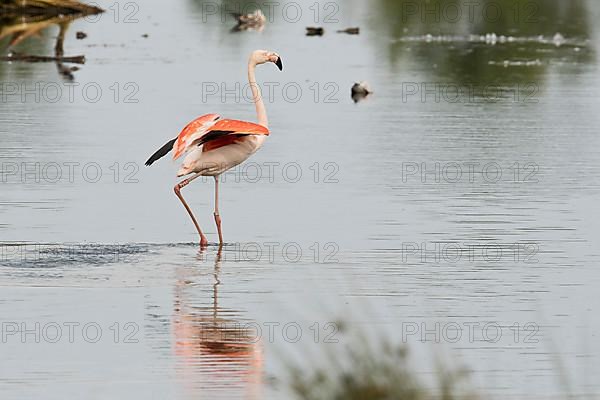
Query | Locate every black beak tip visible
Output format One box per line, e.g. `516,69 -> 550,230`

275,57 -> 283,71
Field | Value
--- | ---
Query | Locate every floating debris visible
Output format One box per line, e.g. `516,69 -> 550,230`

76,31 -> 87,39
1,51 -> 85,64
337,27 -> 359,35
352,81 -> 371,95
351,81 -> 372,103
305,27 -> 324,36
488,59 -> 542,67
142,33 -> 149,38
231,9 -> 266,32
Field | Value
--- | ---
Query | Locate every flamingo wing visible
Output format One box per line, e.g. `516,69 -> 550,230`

172,113 -> 221,160
145,115 -> 270,166
173,114 -> 269,159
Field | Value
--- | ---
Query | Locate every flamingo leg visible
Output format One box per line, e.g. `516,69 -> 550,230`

174,173 -> 208,247
213,176 -> 224,245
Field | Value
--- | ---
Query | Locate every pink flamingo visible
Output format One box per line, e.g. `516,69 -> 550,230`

145,50 -> 283,247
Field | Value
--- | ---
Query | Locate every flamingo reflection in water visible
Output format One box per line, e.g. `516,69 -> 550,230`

173,247 -> 264,398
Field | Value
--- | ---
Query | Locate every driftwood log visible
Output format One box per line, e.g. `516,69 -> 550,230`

0,0 -> 103,16
1,51 -> 85,64
0,0 -> 100,79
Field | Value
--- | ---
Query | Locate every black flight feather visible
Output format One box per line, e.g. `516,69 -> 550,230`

145,138 -> 176,166
194,130 -> 236,146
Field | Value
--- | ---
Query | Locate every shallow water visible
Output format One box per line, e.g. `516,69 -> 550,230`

1,0 -> 600,398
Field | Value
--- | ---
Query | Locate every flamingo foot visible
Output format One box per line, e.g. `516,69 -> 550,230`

173,175 -> 209,248
200,235 -> 209,247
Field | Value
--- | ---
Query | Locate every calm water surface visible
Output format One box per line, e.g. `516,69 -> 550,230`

1,0 -> 600,398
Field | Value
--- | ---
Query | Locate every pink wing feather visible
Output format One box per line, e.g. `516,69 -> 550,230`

172,115 -> 269,160
172,113 -> 221,160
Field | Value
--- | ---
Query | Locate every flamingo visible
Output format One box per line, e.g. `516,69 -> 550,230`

145,50 -> 283,247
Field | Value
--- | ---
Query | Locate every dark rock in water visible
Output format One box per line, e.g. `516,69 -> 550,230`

337,27 -> 360,35
351,81 -> 372,103
76,31 -> 87,39
142,34 -> 149,38
306,27 -> 324,36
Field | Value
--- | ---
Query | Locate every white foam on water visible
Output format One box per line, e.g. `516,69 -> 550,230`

395,32 -> 587,48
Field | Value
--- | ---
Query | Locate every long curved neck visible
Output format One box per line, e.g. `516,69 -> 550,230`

248,60 -> 268,128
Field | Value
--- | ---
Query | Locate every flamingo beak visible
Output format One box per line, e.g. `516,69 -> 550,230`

275,56 -> 283,71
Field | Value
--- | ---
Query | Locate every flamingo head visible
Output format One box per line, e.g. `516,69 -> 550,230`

250,50 -> 283,71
